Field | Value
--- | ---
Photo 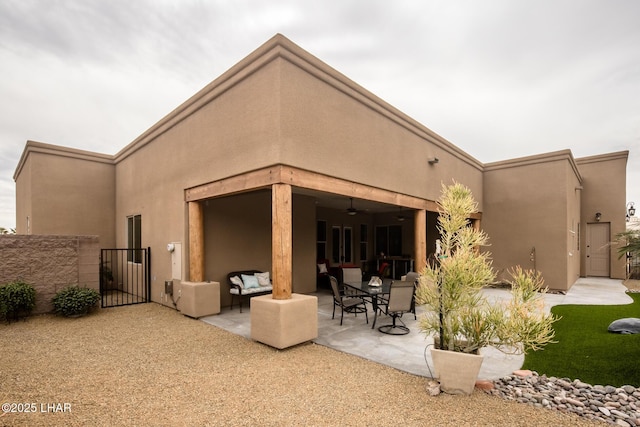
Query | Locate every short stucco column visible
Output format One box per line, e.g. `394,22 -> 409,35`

178,281 -> 220,318
250,183 -> 318,349
250,293 -> 318,349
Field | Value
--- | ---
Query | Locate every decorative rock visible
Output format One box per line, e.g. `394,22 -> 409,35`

484,371 -> 639,425
566,397 -> 585,407
593,385 -> 607,394
599,407 -> 611,416
513,369 -> 532,377
612,409 -> 630,418
556,379 -> 573,390
608,318 -> 640,334
475,380 -> 494,391
574,380 -> 591,389
425,379 -> 441,396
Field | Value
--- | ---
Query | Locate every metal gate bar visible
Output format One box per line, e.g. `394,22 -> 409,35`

100,248 -> 151,308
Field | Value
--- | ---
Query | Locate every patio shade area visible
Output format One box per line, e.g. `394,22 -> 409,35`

200,278 -> 632,380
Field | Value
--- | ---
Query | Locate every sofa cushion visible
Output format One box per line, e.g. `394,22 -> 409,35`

317,263 -> 328,274
230,286 -> 272,295
255,271 -> 270,286
241,274 -> 260,289
230,275 -> 244,289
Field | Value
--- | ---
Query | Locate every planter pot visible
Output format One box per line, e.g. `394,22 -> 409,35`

431,348 -> 484,395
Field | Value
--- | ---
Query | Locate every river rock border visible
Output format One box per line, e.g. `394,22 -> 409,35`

482,370 -> 640,426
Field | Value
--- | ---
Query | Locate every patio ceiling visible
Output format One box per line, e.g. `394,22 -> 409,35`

293,187 -> 409,215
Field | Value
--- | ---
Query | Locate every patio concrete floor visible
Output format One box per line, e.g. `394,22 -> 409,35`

200,277 -> 632,380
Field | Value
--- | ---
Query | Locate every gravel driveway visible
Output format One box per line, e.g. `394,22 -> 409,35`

1,303 -> 598,426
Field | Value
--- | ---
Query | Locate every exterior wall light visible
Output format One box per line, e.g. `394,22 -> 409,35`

595,212 -> 602,222
628,202 -> 636,219
428,157 -> 439,165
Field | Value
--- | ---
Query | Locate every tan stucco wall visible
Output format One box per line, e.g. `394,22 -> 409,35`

112,57 -> 285,301
482,151 -> 582,291
109,35 -> 485,304
576,152 -> 628,279
277,51 -> 484,207
201,192 -> 316,309
14,142 -> 115,248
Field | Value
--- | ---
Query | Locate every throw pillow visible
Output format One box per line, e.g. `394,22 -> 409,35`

317,263 -> 328,274
241,274 -> 260,289
230,275 -> 244,289
255,271 -> 270,286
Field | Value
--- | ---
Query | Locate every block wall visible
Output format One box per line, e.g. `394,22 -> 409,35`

0,235 -> 99,314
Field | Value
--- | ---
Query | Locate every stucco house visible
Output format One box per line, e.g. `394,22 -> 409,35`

13,34 -> 628,345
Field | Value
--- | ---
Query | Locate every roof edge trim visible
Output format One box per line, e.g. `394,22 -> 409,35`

483,149 -> 583,182
13,140 -> 114,181
113,33 -> 483,171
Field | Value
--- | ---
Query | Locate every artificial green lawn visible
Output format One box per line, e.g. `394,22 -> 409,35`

522,293 -> 640,387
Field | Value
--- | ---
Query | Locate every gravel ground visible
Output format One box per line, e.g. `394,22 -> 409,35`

0,303 -> 602,427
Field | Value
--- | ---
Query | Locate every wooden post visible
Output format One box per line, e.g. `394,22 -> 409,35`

272,183 -> 292,300
188,201 -> 205,282
414,209 -> 427,273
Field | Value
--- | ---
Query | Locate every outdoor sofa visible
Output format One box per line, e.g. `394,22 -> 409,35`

226,270 -> 272,312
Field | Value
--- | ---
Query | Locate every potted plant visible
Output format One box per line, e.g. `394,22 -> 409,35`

52,286 -> 101,317
415,182 -> 557,395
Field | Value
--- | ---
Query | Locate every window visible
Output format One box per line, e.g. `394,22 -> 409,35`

127,215 -> 142,263
343,227 -> 353,264
316,220 -> 327,260
360,224 -> 368,261
332,226 -> 340,263
375,225 -> 402,257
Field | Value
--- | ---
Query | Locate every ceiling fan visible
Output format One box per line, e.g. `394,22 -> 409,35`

347,198 -> 359,216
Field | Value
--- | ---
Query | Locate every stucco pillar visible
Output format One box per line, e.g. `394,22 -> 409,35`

188,201 -> 205,282
272,183 -> 292,300
414,209 -> 427,273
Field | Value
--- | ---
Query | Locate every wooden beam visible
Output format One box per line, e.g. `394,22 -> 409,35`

188,201 -> 205,282
280,165 -> 438,211
185,166 -> 280,202
414,209 -> 427,273
184,165 -> 443,214
272,183 -> 292,300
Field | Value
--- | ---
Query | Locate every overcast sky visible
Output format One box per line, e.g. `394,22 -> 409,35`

1,0 -> 639,229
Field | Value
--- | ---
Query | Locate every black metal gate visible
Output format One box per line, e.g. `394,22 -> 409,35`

100,248 -> 151,308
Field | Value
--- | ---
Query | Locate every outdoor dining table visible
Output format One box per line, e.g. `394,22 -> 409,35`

343,279 -> 393,329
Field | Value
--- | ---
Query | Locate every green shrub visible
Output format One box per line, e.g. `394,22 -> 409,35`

52,286 -> 100,317
0,281 -> 36,322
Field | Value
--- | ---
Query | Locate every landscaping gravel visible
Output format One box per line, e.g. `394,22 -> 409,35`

1,303 -> 597,427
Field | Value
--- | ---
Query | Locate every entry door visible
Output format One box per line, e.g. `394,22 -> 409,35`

586,223 -> 610,277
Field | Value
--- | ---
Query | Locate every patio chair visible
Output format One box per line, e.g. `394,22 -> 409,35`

377,280 -> 415,335
405,271 -> 420,320
378,262 -> 391,278
341,267 -> 364,296
330,276 -> 369,326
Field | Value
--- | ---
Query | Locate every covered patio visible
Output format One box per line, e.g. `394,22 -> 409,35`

200,278 -> 632,380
